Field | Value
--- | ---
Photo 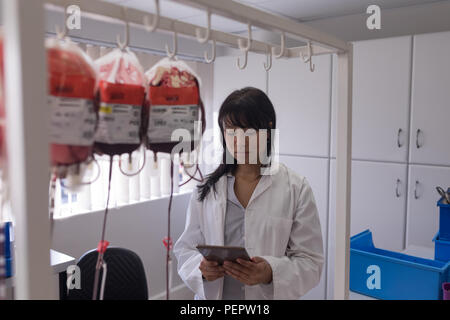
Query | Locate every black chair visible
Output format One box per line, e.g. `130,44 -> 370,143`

64,247 -> 148,300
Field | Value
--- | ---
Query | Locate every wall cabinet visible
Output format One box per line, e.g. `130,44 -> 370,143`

409,31 -> 450,166
331,36 -> 412,161
327,160 -> 408,298
406,165 -> 450,247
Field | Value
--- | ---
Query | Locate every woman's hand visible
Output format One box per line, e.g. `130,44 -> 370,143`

199,258 -> 225,281
223,257 -> 273,286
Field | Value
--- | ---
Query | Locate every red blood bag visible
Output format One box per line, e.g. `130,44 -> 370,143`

94,48 -> 147,156
145,58 -> 205,155
47,38 -> 98,167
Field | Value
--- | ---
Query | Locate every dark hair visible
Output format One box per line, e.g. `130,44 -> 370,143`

197,87 -> 276,201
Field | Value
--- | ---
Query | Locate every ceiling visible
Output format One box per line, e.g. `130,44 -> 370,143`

102,0 -> 445,33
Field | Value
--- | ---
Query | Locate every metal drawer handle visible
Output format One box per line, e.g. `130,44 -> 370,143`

396,179 -> 401,198
416,129 -> 422,149
414,180 -> 420,199
397,128 -> 403,148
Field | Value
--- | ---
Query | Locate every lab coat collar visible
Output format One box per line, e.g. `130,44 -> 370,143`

214,166 -> 275,246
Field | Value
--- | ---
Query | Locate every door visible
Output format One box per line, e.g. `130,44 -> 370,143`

268,55 -> 332,157
406,164 -> 450,247
279,155 -> 329,300
340,36 -> 411,161
410,31 -> 450,166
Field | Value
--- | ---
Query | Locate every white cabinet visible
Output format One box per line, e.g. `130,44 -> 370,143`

268,55 -> 332,157
406,165 -> 450,248
212,53 -> 267,113
327,160 -> 407,299
409,31 -> 450,166
279,155 -> 329,300
333,36 -> 412,161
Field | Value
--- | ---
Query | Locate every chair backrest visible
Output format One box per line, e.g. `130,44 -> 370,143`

67,247 -> 148,300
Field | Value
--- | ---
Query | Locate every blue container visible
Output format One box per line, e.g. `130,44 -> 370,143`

5,256 -> 12,278
438,192 -> 450,241
2,222 -> 12,258
433,232 -> 450,262
350,229 -> 450,300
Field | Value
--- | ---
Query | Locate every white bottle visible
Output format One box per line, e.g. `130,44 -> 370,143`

140,150 -> 152,200
116,154 -> 130,205
91,154 -> 105,210
150,152 -> 161,198
129,151 -> 141,202
172,153 -> 180,194
160,154 -> 171,196
76,162 -> 92,212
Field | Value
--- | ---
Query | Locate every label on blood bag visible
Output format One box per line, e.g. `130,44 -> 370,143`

147,104 -> 199,143
49,95 -> 96,146
95,102 -> 141,144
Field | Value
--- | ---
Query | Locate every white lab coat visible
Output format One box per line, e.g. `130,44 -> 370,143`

173,162 -> 324,300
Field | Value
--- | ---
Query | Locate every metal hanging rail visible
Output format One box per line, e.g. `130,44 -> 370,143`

44,0 -> 338,59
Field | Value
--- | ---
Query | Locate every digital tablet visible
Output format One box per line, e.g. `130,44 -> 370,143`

196,245 -> 251,265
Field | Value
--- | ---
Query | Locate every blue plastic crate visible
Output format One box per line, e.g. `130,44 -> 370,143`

438,191 -> 450,241
350,229 -> 450,300
5,256 -> 12,278
433,232 -> 450,262
2,222 -> 12,258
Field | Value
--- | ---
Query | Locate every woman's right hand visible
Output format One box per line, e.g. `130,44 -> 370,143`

199,258 -> 225,281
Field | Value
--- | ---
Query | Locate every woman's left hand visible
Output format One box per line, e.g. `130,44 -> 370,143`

223,257 -> 273,286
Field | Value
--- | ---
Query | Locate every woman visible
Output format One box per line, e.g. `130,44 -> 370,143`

173,87 -> 323,300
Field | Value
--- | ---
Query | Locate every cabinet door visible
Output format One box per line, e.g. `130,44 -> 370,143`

406,165 -> 450,247
268,55 -> 332,157
327,160 -> 407,298
212,53 -> 267,113
340,36 -> 411,161
279,155 -> 329,300
410,31 -> 450,166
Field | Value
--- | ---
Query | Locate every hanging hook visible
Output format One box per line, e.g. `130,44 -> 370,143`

300,41 -> 315,72
273,31 -> 285,59
116,6 -> 130,50
204,39 -> 216,64
264,45 -> 272,71
237,50 -> 248,70
55,6 -> 69,40
195,10 -> 211,44
236,22 -> 252,70
166,21 -> 178,59
143,0 -> 160,32
237,22 -> 252,51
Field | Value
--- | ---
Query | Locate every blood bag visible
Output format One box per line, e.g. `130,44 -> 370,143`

46,38 -> 98,168
145,58 -> 205,155
94,48 -> 147,156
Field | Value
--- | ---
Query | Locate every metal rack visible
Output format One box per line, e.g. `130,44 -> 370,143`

1,0 -> 353,299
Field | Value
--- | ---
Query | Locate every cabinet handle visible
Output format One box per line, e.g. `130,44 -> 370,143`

414,180 -> 420,199
396,179 -> 401,198
397,128 -> 403,148
416,129 -> 422,149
